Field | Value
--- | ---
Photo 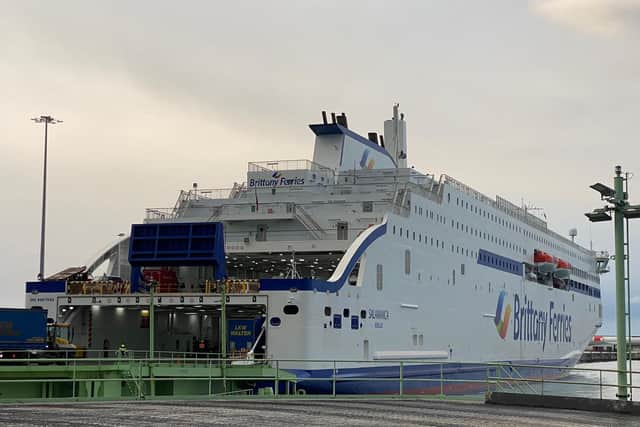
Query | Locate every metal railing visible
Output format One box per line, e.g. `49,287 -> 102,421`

486,361 -> 640,401
248,159 -> 332,172
0,355 -> 637,402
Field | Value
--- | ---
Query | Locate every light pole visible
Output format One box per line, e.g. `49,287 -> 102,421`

31,115 -> 63,281
586,165 -> 640,400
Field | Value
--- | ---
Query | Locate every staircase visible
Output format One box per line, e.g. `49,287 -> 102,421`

295,205 -> 327,240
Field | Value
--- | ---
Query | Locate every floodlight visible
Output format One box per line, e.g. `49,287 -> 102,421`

585,209 -> 612,222
590,183 -> 615,198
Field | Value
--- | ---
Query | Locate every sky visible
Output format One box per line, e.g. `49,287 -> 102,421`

1,0 -> 640,335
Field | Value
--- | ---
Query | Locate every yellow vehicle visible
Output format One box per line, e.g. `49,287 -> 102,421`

46,323 -> 84,358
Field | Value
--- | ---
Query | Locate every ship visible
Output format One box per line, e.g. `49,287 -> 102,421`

25,105 -> 608,394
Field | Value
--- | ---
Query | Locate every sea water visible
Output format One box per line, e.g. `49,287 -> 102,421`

536,361 -> 640,401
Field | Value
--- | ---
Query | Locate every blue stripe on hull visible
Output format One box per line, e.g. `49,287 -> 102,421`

285,357 -> 579,395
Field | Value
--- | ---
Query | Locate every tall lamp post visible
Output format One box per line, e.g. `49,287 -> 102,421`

31,115 -> 63,281
586,165 -> 640,400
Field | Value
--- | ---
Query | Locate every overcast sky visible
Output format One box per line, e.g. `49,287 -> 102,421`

1,0 -> 640,334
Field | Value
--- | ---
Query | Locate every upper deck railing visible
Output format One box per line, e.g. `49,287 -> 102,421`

248,159 -> 332,172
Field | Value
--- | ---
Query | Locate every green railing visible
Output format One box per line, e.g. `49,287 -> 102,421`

486,362 -> 640,400
0,355 -> 638,402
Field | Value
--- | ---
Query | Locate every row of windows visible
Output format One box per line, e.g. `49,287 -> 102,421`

409,205 -> 527,258
443,190 -> 592,264
324,306 -> 367,330
407,192 -> 597,278
478,250 -> 523,276
568,280 -> 601,298
571,266 -> 598,284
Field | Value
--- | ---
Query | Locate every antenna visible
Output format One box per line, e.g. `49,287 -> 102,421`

285,248 -> 300,279
522,201 -> 547,221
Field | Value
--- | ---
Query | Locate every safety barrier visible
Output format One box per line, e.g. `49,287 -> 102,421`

203,280 -> 260,294
67,281 -> 131,295
0,355 -> 638,402
486,361 -> 640,401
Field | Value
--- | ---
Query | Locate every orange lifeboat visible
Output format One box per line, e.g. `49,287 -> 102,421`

555,259 -> 571,279
534,250 -> 556,273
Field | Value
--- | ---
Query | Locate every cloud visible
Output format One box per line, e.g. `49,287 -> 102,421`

632,295 -> 640,304
531,0 -> 640,37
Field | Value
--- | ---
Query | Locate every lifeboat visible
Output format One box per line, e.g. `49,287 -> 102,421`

554,259 -> 571,279
534,249 -> 556,273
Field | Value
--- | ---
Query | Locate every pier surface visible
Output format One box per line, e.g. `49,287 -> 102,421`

1,399 -> 639,426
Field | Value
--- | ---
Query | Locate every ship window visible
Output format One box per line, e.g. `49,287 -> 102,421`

270,317 -> 282,327
452,269 -> 456,285
413,231 -> 415,240
283,305 -> 299,315
324,306 -> 331,316
271,188 -> 276,195
351,316 -> 359,330
405,250 -> 411,274
393,225 -> 396,234
256,224 -> 267,242
333,314 -> 342,329
337,222 -> 348,240
343,308 -> 350,318
361,309 -> 366,319
447,193 -> 451,203
412,334 -> 418,345
376,264 -> 383,290
419,334 -> 424,346
461,263 -> 465,275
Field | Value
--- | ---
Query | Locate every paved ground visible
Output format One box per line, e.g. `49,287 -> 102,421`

0,399 -> 639,426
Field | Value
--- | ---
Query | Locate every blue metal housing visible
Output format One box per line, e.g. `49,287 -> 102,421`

128,222 -> 227,291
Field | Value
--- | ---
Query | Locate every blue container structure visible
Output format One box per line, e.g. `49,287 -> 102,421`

128,222 -> 227,291
227,318 -> 265,353
0,308 -> 47,351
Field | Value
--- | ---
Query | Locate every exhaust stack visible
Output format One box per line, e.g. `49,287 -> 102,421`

383,104 -> 407,168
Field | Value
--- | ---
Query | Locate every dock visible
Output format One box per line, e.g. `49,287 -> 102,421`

1,399 -> 638,426
580,350 -> 640,363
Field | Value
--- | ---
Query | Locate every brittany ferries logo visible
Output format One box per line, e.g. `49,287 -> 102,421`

493,292 -> 573,350
359,149 -> 375,169
494,291 -> 511,339
248,170 -> 305,188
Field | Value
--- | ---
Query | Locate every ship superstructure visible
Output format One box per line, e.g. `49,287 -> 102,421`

25,105 -> 605,393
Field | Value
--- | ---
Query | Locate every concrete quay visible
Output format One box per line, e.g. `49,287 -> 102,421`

1,398 -> 639,426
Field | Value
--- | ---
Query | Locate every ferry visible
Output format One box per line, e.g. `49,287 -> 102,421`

25,105 -> 608,394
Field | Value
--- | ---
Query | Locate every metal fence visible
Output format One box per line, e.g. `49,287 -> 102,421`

0,355 -> 638,402
486,361 -> 640,400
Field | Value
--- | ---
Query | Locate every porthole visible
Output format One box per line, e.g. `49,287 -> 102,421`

270,317 -> 282,327
283,305 -> 299,315
324,306 -> 331,316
